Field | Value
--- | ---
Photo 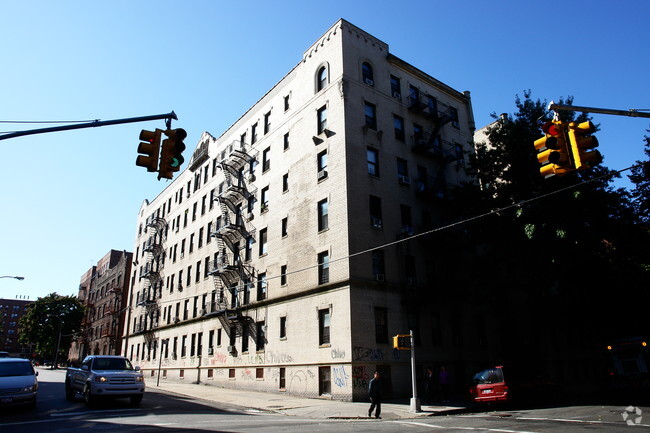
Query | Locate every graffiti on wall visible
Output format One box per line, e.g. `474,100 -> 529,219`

333,365 -> 349,388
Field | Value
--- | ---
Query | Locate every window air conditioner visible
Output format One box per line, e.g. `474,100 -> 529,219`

227,345 -> 237,354
317,169 -> 328,180
375,274 -> 385,282
398,175 -> 411,185
392,92 -> 401,100
208,347 -> 214,355
364,78 -> 374,87
173,316 -> 180,323
371,218 -> 383,229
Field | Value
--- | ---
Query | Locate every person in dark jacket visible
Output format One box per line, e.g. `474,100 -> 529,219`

368,371 -> 382,419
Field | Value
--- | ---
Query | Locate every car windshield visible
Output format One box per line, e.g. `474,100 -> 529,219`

92,358 -> 133,370
0,361 -> 35,377
473,368 -> 504,384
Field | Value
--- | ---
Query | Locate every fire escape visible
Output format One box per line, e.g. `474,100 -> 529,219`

138,216 -> 167,349
407,86 -> 459,202
208,140 -> 258,342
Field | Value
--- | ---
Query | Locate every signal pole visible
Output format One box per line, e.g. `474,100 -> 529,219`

409,329 -> 421,413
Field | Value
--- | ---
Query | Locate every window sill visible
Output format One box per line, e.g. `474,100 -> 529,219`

319,344 -> 331,349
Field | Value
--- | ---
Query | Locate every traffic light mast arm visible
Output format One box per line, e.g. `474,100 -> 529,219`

0,111 -> 178,141
548,103 -> 650,119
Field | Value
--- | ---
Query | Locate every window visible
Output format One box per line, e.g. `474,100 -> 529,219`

261,186 -> 269,212
317,150 -> 328,173
397,158 -> 408,177
190,333 -> 196,357
369,195 -> 382,228
281,217 -> 288,237
217,328 -> 222,347
251,122 -> 258,143
245,236 -> 253,261
364,102 -> 377,130
367,148 -> 379,176
318,251 -> 329,284
280,316 -> 287,339
262,147 -> 271,172
181,335 -> 187,357
196,260 -> 201,283
284,94 -> 290,111
259,228 -> 267,256
449,107 -> 459,127
393,115 -> 405,141
319,366 -> 331,396
317,106 -> 327,134
280,265 -> 287,286
192,202 -> 198,221
198,227 -> 204,249
372,250 -> 385,278
240,132 -> 247,145
374,307 -> 388,344
229,326 -> 236,346
362,62 -> 374,86
318,199 -> 329,231
282,173 -> 289,192
264,111 -> 271,134
256,321 -> 265,351
187,266 -> 192,286
317,66 -> 328,91
283,132 -> 290,150
413,123 -> 424,143
401,205 -> 413,233
390,75 -> 401,98
257,273 -> 267,300
318,308 -> 331,345
189,233 -> 194,254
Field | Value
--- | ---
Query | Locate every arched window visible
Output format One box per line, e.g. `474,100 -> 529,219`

317,66 -> 328,92
362,62 -> 374,86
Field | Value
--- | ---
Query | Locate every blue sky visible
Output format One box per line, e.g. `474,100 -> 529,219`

1,0 -> 648,301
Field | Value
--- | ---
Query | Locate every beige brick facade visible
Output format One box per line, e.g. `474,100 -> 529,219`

126,19 -> 476,401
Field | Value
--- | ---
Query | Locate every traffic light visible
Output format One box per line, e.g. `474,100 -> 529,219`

393,334 -> 411,350
567,121 -> 602,170
158,128 -> 187,180
136,129 -> 162,172
534,121 -> 573,178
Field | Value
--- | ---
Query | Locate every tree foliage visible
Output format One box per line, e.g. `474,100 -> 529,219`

460,91 -> 650,350
18,293 -> 85,362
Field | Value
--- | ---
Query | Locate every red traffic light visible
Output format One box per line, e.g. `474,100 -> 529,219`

541,122 -> 560,136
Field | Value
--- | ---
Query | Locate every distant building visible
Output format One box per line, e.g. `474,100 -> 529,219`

69,250 -> 132,362
125,19 -> 477,401
0,298 -> 34,357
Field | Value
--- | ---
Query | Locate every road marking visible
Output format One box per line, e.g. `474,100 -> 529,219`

516,416 -> 650,428
50,408 -> 141,417
393,421 -> 538,433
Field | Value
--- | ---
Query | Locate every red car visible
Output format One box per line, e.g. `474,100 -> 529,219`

469,366 -> 509,403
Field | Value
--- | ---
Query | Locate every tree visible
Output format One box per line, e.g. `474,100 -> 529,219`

19,293 -> 85,364
462,91 -> 650,359
628,128 -> 650,223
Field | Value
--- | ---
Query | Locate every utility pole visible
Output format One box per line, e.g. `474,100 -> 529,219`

409,329 -> 421,413
548,103 -> 650,119
0,112 -> 178,141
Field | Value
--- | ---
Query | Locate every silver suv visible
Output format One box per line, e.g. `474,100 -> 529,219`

0,358 -> 38,409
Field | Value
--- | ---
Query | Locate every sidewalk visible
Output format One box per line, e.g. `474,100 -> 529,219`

150,380 -> 468,420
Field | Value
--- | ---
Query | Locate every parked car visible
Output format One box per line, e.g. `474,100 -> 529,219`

469,366 -> 509,403
0,352 -> 10,358
470,365 -> 563,406
0,358 -> 38,409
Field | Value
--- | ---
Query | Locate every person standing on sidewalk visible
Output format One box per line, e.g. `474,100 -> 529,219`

368,371 -> 382,419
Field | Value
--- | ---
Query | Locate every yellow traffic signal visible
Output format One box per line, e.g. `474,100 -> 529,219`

567,121 -> 602,170
136,129 -> 162,172
158,128 -> 187,180
534,121 -> 573,178
393,334 -> 411,350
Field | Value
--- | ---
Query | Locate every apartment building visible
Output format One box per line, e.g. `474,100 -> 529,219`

126,19 -> 478,401
69,249 -> 132,362
0,298 -> 34,357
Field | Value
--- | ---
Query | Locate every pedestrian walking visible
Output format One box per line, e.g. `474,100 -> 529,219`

368,371 -> 382,419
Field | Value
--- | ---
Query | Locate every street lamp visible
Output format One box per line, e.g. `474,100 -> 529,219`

0,276 -> 25,280
47,315 -> 63,369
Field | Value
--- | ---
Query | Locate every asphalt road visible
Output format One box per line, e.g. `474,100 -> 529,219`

1,368 -> 648,433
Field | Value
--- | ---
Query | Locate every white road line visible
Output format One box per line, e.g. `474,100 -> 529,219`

393,421 -> 539,433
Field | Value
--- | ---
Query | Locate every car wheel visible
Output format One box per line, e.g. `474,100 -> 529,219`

130,394 -> 143,406
83,385 -> 94,406
65,381 -> 75,401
